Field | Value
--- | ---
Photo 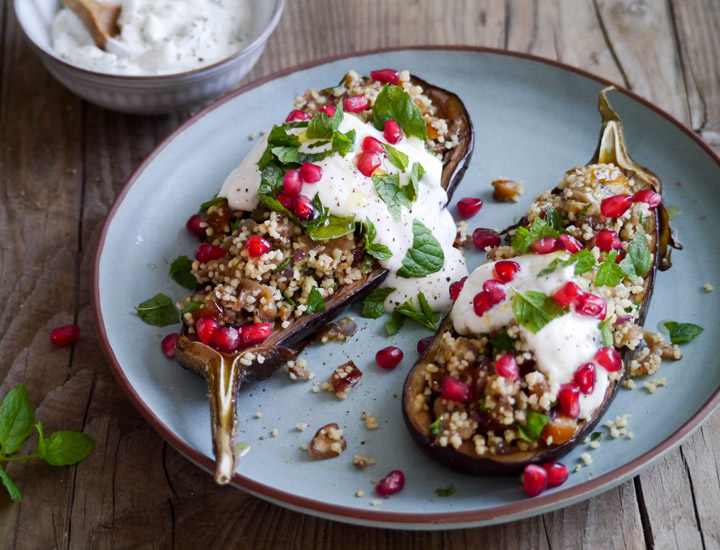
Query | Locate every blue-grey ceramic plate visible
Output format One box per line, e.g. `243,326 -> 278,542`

93,47 -> 720,529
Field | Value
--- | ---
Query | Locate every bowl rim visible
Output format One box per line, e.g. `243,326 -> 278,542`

12,0 -> 285,80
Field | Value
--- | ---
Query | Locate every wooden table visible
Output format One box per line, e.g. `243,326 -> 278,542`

2,0 -> 719,547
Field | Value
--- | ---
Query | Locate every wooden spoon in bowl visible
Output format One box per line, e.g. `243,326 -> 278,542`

61,0 -> 121,50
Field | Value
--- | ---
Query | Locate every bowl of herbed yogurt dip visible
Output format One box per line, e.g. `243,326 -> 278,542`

13,0 -> 284,114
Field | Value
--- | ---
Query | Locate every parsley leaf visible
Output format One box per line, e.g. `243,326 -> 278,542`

385,310 -> 405,336
307,101 -> 343,139
384,144 -> 409,171
169,255 -> 197,290
397,220 -> 444,278
511,217 -> 559,253
361,287 -> 395,319
599,321 -> 613,347
394,293 -> 440,330
619,229 -> 652,280
511,289 -> 566,333
517,409 -> 550,442
596,250 -> 626,287
372,84 -> 427,140
435,484 -> 454,497
305,288 -> 327,314
364,218 -> 393,261
662,321 -> 704,344
135,293 -> 179,326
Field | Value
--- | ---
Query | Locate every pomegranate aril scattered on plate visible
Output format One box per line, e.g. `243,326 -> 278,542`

318,104 -> 336,117
384,119 -> 402,144
357,152 -> 381,177
456,197 -> 483,218
240,323 -> 272,347
247,236 -> 272,258
294,195 -> 315,220
343,95 -> 369,113
552,281 -> 583,307
558,233 -> 583,253
285,109 -> 311,122
543,462 -> 569,487
472,229 -> 501,250
632,188 -> 662,209
195,243 -> 227,263
161,333 -> 178,359
277,194 -> 295,210
362,136 -> 385,154
594,346 -> 623,372
558,383 -> 580,418
482,279 -> 506,304
375,470 -> 405,497
376,346 -> 404,369
282,170 -> 302,197
473,291 -> 493,317
186,214 -> 206,238
576,292 -> 607,320
440,376 -> 472,403
417,337 -> 432,355
370,68 -> 400,85
210,326 -> 240,353
299,162 -> 322,183
573,362 -> 596,394
449,276 -> 467,301
596,230 -> 622,252
50,324 -> 80,347
600,194 -> 633,218
529,236 -> 558,254
495,353 -> 519,380
196,316 -> 219,345
493,260 -> 520,282
523,464 -> 548,497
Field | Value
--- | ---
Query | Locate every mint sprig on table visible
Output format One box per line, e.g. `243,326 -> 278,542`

0,385 -> 94,501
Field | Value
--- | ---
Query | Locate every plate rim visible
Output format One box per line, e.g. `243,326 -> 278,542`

91,45 -> 720,527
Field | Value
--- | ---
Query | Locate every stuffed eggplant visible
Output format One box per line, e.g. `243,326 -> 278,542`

175,69 -> 474,483
402,88 -> 680,474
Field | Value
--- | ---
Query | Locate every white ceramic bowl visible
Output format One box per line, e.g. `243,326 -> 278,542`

13,0 -> 285,114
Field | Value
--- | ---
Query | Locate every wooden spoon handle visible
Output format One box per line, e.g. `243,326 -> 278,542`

61,0 -> 121,49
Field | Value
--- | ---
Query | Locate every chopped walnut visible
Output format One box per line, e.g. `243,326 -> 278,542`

308,423 -> 347,459
353,453 -> 377,469
361,410 -> 379,430
492,178 -> 524,202
284,359 -> 313,380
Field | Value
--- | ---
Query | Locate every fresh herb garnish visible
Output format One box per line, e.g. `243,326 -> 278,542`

595,250 -> 626,287
511,216 -> 559,253
590,431 -> 603,441
307,101 -> 343,139
383,144 -> 409,171
489,330 -> 514,356
662,321 -> 704,344
361,287 -> 395,319
0,385 -> 94,501
135,293 -> 179,326
435,484 -> 454,497
258,163 -> 285,195
283,293 -> 297,307
394,292 -> 441,330
639,211 -> 647,231
275,256 -> 293,272
364,218 -> 393,261
511,289 -> 566,334
537,249 -> 596,277
169,255 -> 197,290
406,162 -> 425,202
544,208 -> 568,233
305,287 -> 327,314
618,229 -> 652,280
429,414 -> 445,436
517,409 -> 550,442
257,125 -> 302,169
332,129 -> 356,157
385,310 -> 405,336
181,300 -> 206,315
397,220 -> 444,278
372,84 -> 427,140
599,320 -> 613,347
198,196 -> 226,215
372,173 -> 412,221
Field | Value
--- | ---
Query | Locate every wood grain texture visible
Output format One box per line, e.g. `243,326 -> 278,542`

0,0 -> 718,548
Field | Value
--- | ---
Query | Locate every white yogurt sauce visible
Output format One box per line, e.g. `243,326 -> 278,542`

220,113 -> 468,312
452,252 -> 608,420
50,0 -> 252,76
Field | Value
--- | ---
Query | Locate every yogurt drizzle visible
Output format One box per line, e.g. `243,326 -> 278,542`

220,113 -> 468,313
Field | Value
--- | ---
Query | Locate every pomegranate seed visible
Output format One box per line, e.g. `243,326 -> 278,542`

343,95 -> 369,113
282,170 -> 302,197
552,282 -> 584,307
294,195 -> 315,220
473,229 -> 502,250
240,323 -> 272,347
196,316 -> 219,345
543,462 -> 569,487
440,376 -> 472,403
457,197 -> 483,218
495,353 -> 519,380
210,326 -> 240,353
370,68 -> 400,85
195,243 -> 226,263
417,337 -> 432,355
558,383 -> 580,418
247,236 -> 272,258
576,293 -> 607,320
318,104 -> 336,117
50,324 -> 80,346
523,464 -> 548,497
376,346 -> 404,369
384,120 -> 402,144
376,470 -> 405,497
483,279 -> 506,304
494,260 -> 520,282
300,162 -> 322,183
285,109 -> 311,122
632,189 -> 661,209
601,194 -> 633,218
449,276 -> 467,301
615,251 -> 626,264
573,362 -> 596,394
529,237 -> 558,254
277,194 -> 295,210
186,214 -> 206,238
596,230 -> 622,252
357,152 -> 381,177
473,291 -> 493,317
362,136 -> 385,154
595,346 -> 623,372
558,233 -> 584,253
161,333 -> 178,359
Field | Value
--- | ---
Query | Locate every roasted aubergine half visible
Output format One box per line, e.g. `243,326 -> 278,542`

402,88 -> 680,474
174,69 -> 474,483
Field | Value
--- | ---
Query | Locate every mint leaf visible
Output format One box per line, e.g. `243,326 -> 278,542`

599,320 -> 613,346
258,163 -> 284,195
135,293 -> 179,326
40,431 -> 95,466
596,250 -> 626,287
397,221 -> 444,278
384,144 -> 409,171
429,414 -> 445,436
407,162 -> 425,202
385,310 -> 405,336
361,287 -> 395,319
0,385 -> 35,456
258,125 -> 302,169
511,217 -> 559,253
181,300 -> 206,315
544,208 -> 567,233
511,289 -> 566,333
332,129 -> 355,157
305,288 -> 327,314
662,321 -> 704,344
372,174 -> 405,220
435,484 -> 454,497
489,330 -> 514,356
198,196 -> 226,215
364,218 -> 392,261
307,101 -> 343,139
0,465 -> 21,501
169,256 -> 196,290
308,214 -> 356,241
395,294 -> 440,330
258,194 -> 298,222
271,146 -> 301,164
517,409 -> 550,442
537,249 -> 596,277
619,229 -> 652,280
372,85 -> 427,140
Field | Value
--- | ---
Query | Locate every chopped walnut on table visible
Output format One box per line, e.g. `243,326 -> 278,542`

284,359 -> 313,380
308,423 -> 347,459
353,454 -> 377,469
